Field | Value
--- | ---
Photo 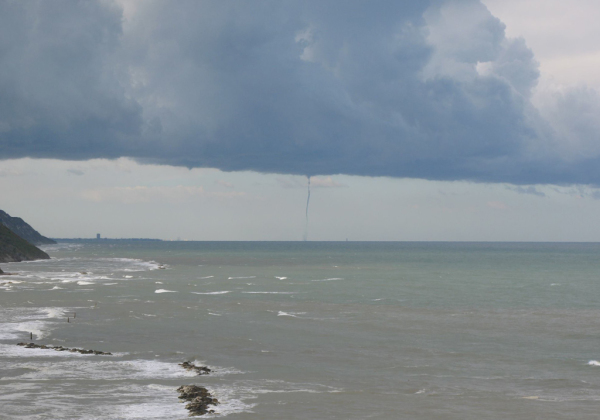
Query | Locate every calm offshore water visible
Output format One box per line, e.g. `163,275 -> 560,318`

1,241 -> 600,419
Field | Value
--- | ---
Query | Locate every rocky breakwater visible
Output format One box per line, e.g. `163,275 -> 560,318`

179,360 -> 211,375
17,342 -> 112,355
177,385 -> 219,416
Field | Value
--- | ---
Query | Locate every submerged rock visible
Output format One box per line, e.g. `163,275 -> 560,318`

16,342 -> 112,355
177,385 -> 218,416
179,361 -> 211,375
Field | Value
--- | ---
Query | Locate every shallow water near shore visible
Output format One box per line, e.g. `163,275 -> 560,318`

2,241 -> 600,419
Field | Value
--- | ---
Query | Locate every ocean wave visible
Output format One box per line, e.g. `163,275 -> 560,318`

0,321 -> 49,340
154,289 -> 177,293
191,291 -> 231,295
0,307 -> 70,340
228,276 -> 256,280
277,311 -> 306,318
0,357 -> 197,380
588,360 -> 600,366
243,291 -> 298,295
203,379 -> 342,416
312,278 -> 344,282
40,243 -> 83,252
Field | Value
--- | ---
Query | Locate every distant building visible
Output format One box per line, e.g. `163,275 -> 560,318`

96,233 -> 101,240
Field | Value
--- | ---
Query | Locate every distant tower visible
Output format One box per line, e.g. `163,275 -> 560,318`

96,233 -> 101,240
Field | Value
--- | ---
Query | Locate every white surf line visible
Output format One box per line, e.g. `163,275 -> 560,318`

191,291 -> 231,295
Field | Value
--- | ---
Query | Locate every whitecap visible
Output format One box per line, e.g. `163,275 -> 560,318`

199,276 -> 214,279
312,278 -> 344,282
0,320 -> 49,340
277,311 -> 299,317
588,360 -> 600,366
77,281 -> 95,286
41,308 -> 68,319
191,291 -> 231,295
154,289 -> 177,294
0,357 -> 197,380
243,291 -> 297,294
228,276 -> 256,279
275,276 -> 287,280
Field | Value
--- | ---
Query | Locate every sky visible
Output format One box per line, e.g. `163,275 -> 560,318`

1,0 -> 600,241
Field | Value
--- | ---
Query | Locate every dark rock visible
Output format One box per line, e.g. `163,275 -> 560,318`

179,361 -> 211,375
177,385 -> 218,416
16,342 -> 112,355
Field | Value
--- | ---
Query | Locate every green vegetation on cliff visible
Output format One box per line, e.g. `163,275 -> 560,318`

0,224 -> 50,263
0,210 -> 56,245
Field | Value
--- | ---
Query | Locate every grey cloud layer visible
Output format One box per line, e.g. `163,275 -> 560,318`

1,0 -> 598,184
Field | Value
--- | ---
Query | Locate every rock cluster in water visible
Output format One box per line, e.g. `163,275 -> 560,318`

179,360 -> 211,375
17,342 -> 112,355
177,385 -> 219,416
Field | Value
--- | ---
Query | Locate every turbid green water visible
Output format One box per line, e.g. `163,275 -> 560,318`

2,241 -> 600,419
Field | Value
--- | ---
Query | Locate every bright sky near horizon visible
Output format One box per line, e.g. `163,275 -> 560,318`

2,0 -> 600,241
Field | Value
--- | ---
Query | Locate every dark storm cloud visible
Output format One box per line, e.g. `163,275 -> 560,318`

1,0 -> 599,185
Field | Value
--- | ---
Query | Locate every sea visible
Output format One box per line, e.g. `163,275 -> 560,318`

1,241 -> 600,419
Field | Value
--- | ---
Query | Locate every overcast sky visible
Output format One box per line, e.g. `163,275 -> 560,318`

2,0 -> 600,241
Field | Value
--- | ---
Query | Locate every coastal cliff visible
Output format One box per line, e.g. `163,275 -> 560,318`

0,210 -> 56,245
0,224 -> 50,263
